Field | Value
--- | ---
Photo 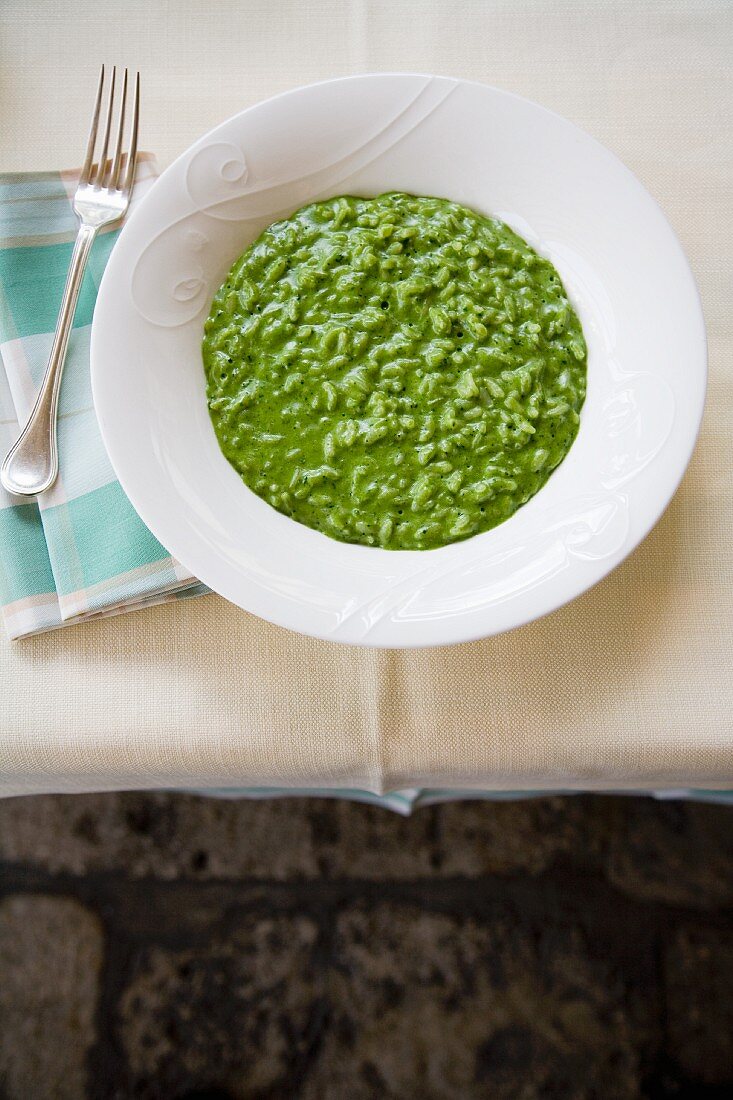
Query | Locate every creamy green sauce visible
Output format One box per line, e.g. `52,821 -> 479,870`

203,193 -> 587,550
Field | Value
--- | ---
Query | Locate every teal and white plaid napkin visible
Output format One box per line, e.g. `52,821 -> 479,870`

0,158 -> 208,639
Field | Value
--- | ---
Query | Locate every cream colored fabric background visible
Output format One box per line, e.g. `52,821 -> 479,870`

1,0 -> 731,796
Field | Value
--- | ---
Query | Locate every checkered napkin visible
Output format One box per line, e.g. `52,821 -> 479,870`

0,158 -> 208,639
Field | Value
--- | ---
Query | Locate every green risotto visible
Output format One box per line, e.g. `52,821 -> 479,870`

203,193 -> 587,550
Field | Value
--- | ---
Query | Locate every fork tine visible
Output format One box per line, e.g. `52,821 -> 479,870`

95,65 -> 116,187
110,68 -> 128,190
79,65 -> 105,187
122,72 -> 140,196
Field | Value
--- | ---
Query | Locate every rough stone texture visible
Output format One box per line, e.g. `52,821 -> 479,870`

0,793 -> 732,1098
431,796 -> 610,876
0,792 -> 613,881
664,925 -> 733,1085
604,799 -> 733,908
302,905 -> 656,1100
0,792 -> 320,880
0,895 -> 103,1100
117,914 -> 322,1098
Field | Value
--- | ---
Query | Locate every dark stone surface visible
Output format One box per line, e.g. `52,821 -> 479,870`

0,791 -> 609,880
0,895 -> 103,1099
0,791 -> 613,880
604,798 -> 733,908
118,915 -> 323,1097
664,924 -> 733,1085
0,793 -> 732,1098
301,904 -> 656,1099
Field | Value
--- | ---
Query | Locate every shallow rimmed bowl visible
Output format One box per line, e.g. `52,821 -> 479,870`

91,73 -> 706,647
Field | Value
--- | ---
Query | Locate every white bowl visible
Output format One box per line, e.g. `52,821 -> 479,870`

91,74 -> 706,647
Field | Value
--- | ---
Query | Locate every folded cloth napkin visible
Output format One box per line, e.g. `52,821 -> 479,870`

0,158 -> 208,639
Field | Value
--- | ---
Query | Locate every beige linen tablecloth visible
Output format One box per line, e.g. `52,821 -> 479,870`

1,0 -> 731,797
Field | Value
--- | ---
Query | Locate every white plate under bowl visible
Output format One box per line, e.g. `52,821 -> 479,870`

91,74 -> 706,647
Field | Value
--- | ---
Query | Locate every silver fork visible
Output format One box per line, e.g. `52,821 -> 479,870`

1,65 -> 139,497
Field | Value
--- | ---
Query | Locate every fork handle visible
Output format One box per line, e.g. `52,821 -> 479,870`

1,223 -> 98,496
